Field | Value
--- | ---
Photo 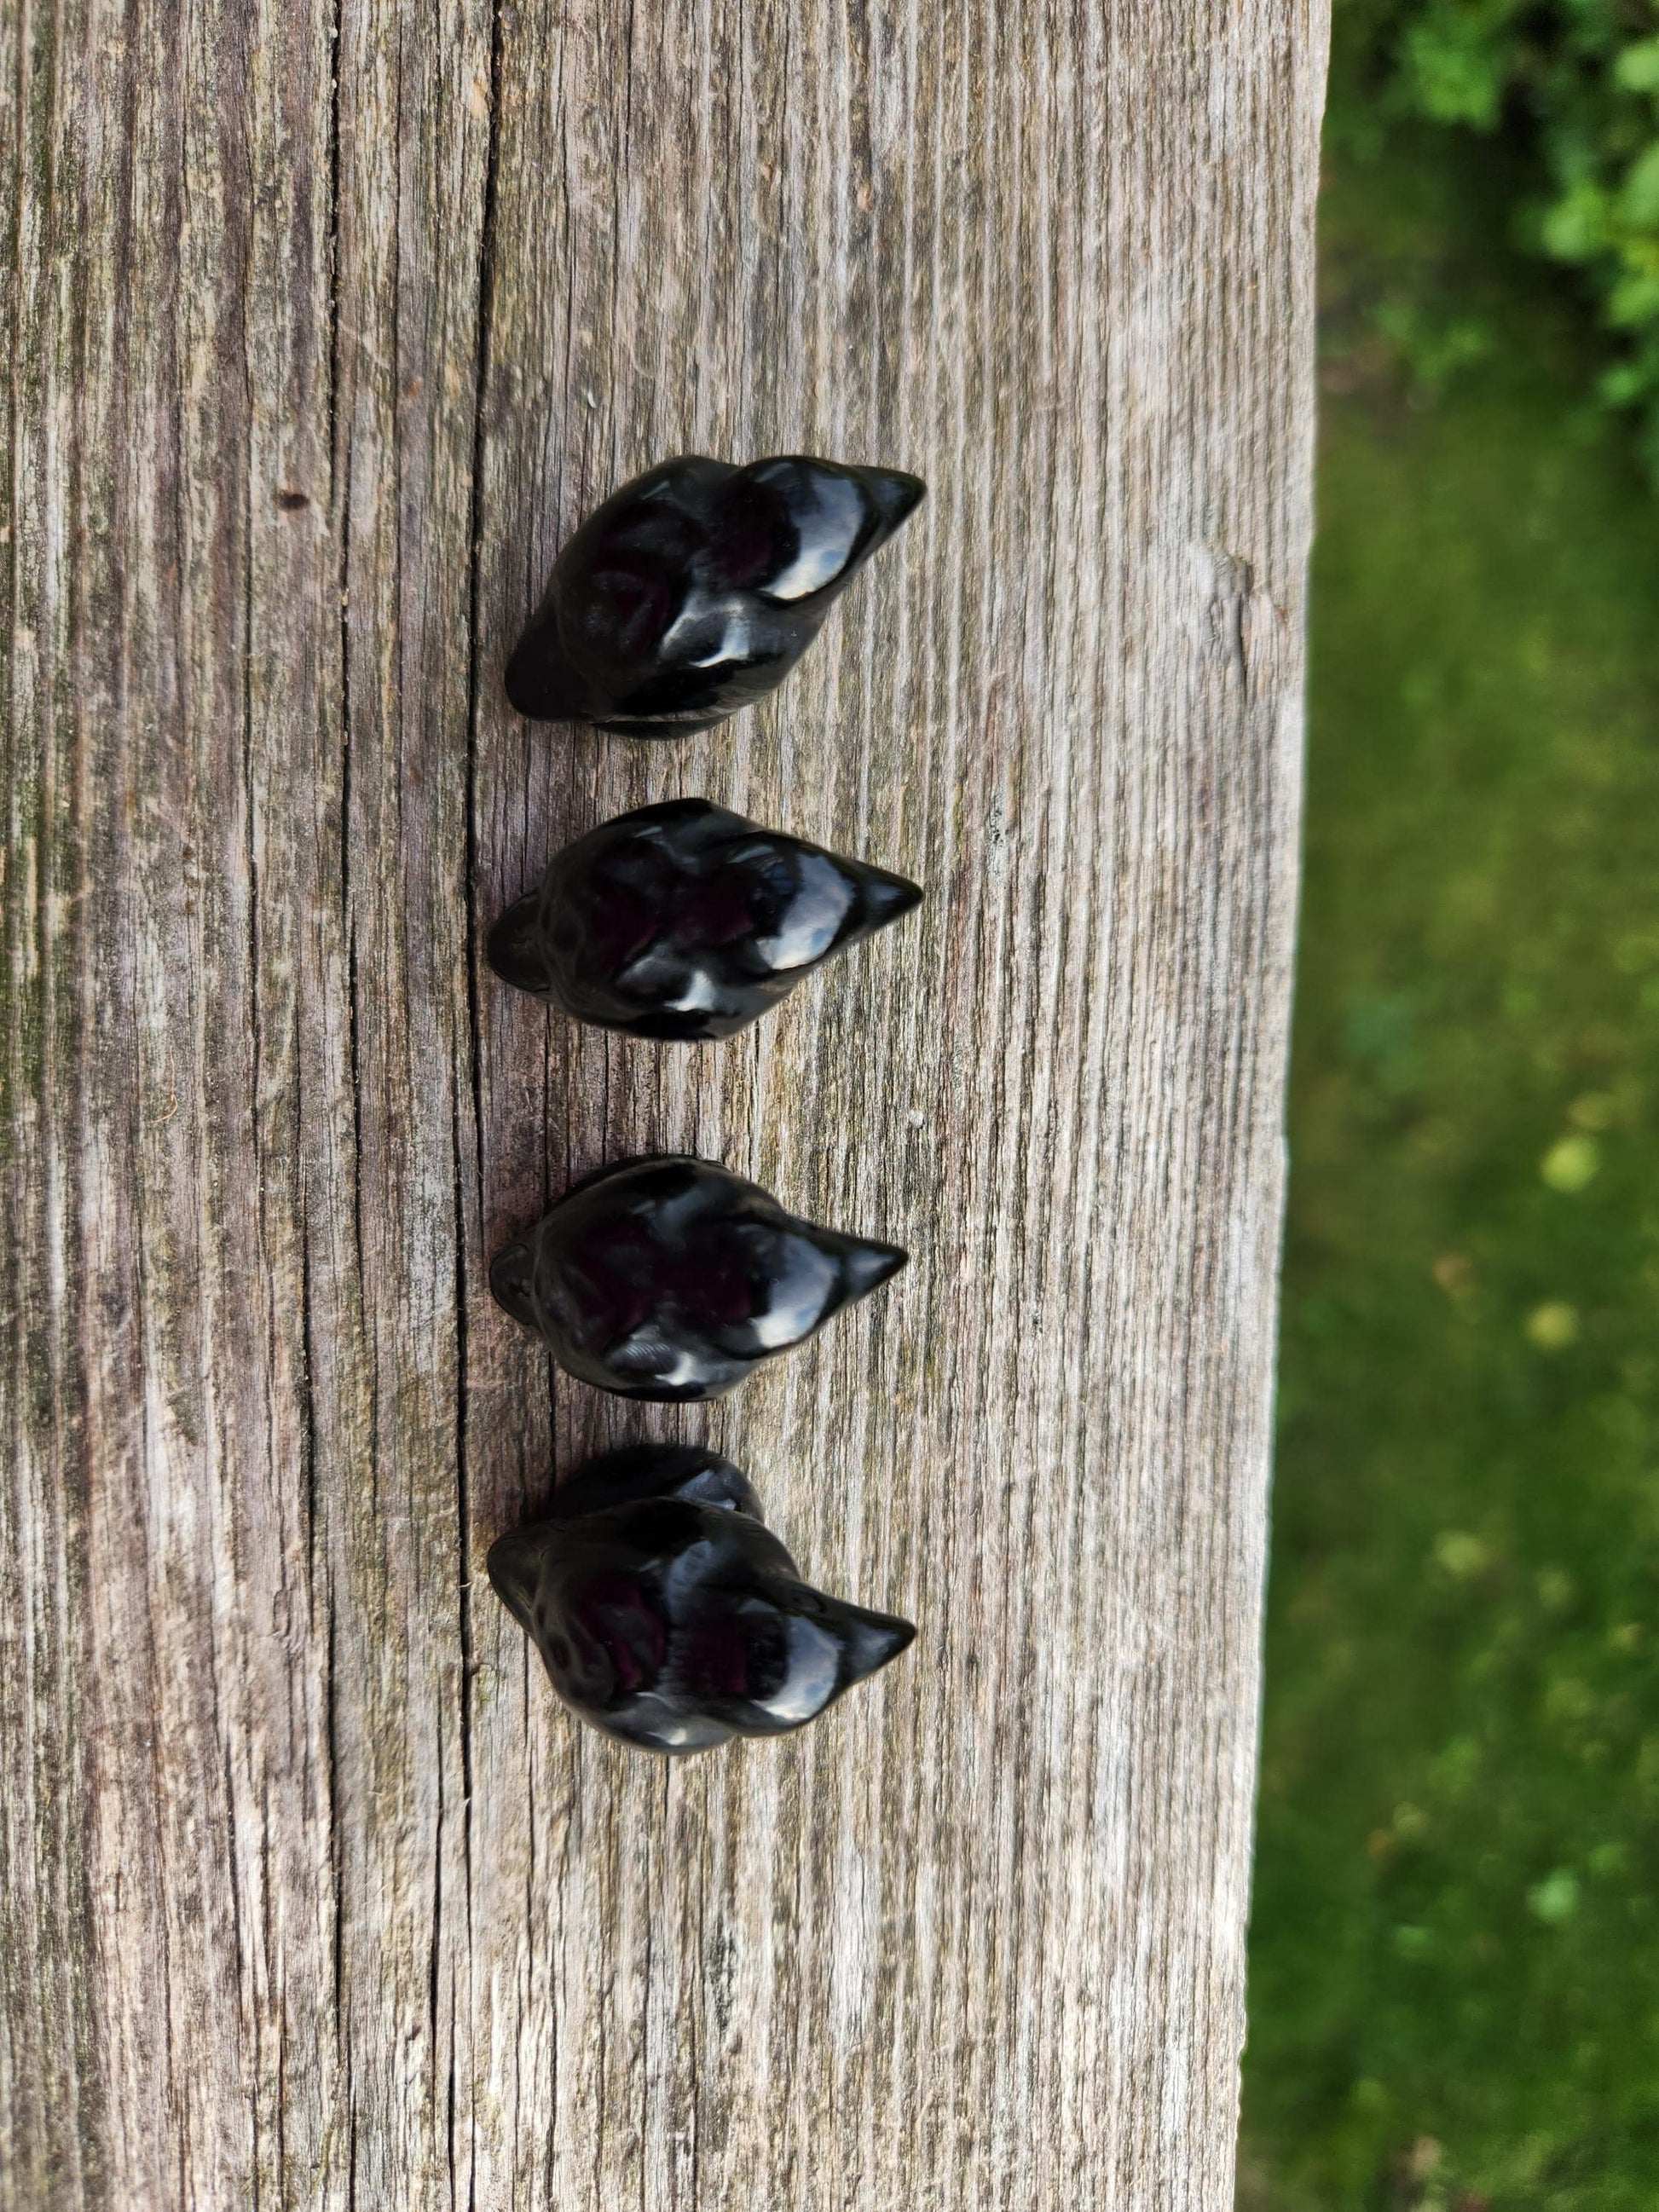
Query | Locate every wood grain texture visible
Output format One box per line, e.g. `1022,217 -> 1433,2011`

1,0 -> 1325,2203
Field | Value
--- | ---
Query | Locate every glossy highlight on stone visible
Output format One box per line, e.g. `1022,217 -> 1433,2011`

487,798 -> 923,1040
504,453 -> 925,736
488,1155 -> 906,1400
488,1445 -> 916,1754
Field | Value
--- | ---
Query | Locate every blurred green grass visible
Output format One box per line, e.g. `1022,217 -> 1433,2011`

1237,124 -> 1659,2212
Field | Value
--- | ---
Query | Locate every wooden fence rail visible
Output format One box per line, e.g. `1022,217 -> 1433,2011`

1,0 -> 1325,2202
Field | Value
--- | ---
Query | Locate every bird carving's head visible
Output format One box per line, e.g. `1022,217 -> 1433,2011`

505,454 -> 925,736
488,1446 -> 916,1754
486,798 -> 922,1039
488,1156 -> 907,1401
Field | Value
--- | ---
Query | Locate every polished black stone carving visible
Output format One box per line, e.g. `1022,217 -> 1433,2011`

504,454 -> 925,736
488,1445 -> 916,1754
487,798 -> 923,1040
488,1155 -> 906,1401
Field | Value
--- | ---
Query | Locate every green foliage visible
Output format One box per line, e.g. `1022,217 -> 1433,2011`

1240,135 -> 1659,2211
1333,0 -> 1659,471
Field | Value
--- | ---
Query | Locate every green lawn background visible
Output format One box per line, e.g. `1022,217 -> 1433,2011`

1237,118 -> 1659,2212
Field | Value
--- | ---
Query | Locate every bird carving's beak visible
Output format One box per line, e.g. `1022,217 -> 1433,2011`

820,1231 -> 910,1306
832,1601 -> 918,1685
856,465 -> 928,540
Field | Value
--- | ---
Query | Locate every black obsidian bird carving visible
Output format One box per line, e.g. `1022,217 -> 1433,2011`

489,1155 -> 906,1400
488,1446 -> 915,1754
503,453 -> 925,736
487,798 -> 923,1041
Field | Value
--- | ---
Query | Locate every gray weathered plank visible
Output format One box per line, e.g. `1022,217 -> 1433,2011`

1,0 -> 1325,2203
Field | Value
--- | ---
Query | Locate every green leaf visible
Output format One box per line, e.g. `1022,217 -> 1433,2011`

1613,38 -> 1659,97
1402,14 -> 1516,130
1617,141 -> 1659,228
1528,1870 -> 1582,1926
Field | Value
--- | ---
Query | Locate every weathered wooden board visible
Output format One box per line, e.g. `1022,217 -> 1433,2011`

1,0 -> 1324,2203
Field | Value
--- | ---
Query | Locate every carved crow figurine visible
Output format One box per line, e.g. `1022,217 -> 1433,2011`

489,1156 -> 907,1400
504,453 -> 925,736
486,797 -> 923,1040
488,1444 -> 916,1754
